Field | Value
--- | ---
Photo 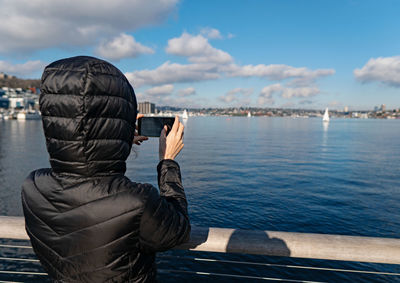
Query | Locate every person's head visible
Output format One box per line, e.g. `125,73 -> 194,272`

40,56 -> 137,176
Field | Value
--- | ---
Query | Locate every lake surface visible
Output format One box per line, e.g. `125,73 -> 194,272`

0,117 -> 400,282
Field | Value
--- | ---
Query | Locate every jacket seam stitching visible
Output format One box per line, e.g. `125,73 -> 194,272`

64,230 -> 137,259
41,115 -> 135,130
22,196 -> 61,236
49,158 -> 126,163
25,208 -> 139,269
30,177 -> 62,213
40,92 -> 134,105
82,66 -> 89,176
53,188 -> 138,213
25,227 -> 71,281
138,187 -> 158,251
55,207 -> 139,238
46,137 -> 131,142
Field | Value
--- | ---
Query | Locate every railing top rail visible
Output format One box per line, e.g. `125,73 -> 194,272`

1,216 -> 399,264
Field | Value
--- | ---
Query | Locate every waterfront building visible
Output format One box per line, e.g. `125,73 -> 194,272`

8,97 -> 25,109
138,101 -> 156,114
0,72 -> 15,79
381,104 -> 386,112
0,87 -> 38,110
0,97 -> 9,108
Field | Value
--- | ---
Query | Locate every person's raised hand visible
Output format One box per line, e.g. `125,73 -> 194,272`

159,116 -> 184,161
133,114 -> 148,145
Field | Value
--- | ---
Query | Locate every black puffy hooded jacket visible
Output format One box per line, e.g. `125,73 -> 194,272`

21,56 -> 190,282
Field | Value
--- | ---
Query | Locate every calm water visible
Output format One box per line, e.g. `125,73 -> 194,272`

1,117 -> 400,282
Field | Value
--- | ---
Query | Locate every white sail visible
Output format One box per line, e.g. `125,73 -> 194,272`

323,108 -> 330,122
182,109 -> 188,119
247,111 -> 251,117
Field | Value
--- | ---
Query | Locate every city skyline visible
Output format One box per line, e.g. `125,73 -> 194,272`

0,0 -> 399,110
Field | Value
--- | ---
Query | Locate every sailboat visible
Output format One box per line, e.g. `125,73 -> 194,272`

182,109 -> 188,119
247,111 -> 251,117
323,108 -> 330,122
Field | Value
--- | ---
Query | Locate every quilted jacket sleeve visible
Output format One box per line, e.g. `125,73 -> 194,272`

139,159 -> 191,252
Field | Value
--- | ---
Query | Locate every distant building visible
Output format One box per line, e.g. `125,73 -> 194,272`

344,106 -> 349,112
138,102 -> 156,114
9,97 -> 25,109
0,72 -> 15,79
381,104 -> 386,112
0,97 -> 9,108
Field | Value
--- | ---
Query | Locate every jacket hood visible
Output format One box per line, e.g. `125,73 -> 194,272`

40,56 -> 137,176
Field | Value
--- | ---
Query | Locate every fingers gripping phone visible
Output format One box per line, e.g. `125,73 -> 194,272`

138,117 -> 175,137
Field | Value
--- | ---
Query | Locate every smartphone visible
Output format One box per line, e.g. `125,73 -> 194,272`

138,117 -> 175,137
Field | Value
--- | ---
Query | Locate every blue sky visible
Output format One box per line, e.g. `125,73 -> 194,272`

0,0 -> 399,110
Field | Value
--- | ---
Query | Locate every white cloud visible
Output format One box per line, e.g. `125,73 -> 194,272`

257,83 -> 320,105
165,32 -> 233,64
0,0 -> 179,53
257,96 -> 275,106
126,30 -> 334,105
145,84 -> 174,96
354,56 -> 400,87
229,64 -> 335,82
178,87 -> 196,97
138,90 -> 207,108
0,60 -> 46,77
125,61 -> 221,87
218,88 -> 253,104
281,86 -> 320,98
95,33 -> 154,61
257,84 -> 282,105
157,95 -> 208,108
127,59 -> 334,89
130,32 -> 243,97
200,27 -> 235,40
200,27 -> 222,39
260,84 -> 283,98
226,88 -> 254,97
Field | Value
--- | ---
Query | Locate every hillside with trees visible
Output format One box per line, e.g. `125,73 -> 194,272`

0,75 -> 40,89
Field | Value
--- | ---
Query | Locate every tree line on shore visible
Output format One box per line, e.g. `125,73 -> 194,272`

0,77 -> 40,89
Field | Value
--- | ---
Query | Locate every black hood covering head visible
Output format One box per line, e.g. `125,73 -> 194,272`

40,56 -> 137,177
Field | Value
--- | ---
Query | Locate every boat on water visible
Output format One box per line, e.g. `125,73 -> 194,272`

247,111 -> 251,117
17,110 -> 41,120
182,109 -> 188,119
3,111 -> 14,120
323,108 -> 330,122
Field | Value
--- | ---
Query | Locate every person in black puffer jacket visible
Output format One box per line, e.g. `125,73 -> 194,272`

21,56 -> 190,282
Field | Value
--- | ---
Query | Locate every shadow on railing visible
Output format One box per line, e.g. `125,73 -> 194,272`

177,226 -> 400,265
1,216 -> 400,282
